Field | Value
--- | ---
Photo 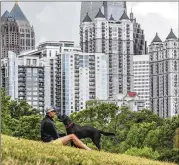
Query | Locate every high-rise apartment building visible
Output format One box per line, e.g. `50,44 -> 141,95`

149,29 -> 179,118
1,2 -> 35,57
80,1 -> 126,23
1,11 -> 20,58
80,9 -> 134,98
133,55 -> 150,109
2,51 -> 45,112
1,41 -> 110,115
130,11 -> 147,55
56,50 -> 108,115
10,2 -> 35,51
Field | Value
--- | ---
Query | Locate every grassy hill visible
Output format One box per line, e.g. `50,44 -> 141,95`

1,134 -> 176,165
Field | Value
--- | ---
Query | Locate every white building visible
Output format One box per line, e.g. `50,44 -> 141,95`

89,92 -> 146,112
80,9 -> 134,98
59,51 -> 108,115
1,41 -> 76,113
1,41 -> 110,115
79,53 -> 108,111
149,29 -> 179,118
133,55 -> 150,109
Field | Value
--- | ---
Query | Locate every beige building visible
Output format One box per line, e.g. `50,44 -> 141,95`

80,9 -> 134,98
149,29 -> 179,118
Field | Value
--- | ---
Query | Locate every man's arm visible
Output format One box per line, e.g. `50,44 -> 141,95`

45,122 -> 60,140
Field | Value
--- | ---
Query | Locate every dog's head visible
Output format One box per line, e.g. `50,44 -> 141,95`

57,114 -> 72,125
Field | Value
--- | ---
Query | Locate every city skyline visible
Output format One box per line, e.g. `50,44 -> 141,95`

2,2 -> 178,48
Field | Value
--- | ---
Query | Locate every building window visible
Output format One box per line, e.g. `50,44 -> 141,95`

33,92 -> 38,95
26,39 -> 30,46
33,87 -> 38,90
33,102 -> 38,105
33,97 -> 38,100
27,97 -> 31,100
32,59 -> 37,66
26,59 -> 31,66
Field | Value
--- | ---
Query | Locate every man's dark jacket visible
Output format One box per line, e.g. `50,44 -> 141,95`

40,115 -> 65,142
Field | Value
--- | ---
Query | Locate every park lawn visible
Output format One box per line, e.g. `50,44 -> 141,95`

1,134 -> 176,165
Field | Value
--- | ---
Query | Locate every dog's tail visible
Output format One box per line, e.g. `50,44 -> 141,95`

99,130 -> 115,136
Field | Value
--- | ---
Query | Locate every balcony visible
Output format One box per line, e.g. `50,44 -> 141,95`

39,75 -> 44,78
39,103 -> 44,107
18,88 -> 26,92
18,78 -> 25,82
39,98 -> 44,102
56,96 -> 61,99
39,70 -> 44,73
18,69 -> 26,73
19,74 -> 25,78
39,84 -> 44,88
18,84 -> 25,87
18,93 -> 25,97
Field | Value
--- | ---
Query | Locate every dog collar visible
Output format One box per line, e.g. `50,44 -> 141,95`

66,122 -> 74,129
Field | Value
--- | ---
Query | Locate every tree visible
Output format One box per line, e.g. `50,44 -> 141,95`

135,109 -> 164,126
9,99 -> 40,120
125,122 -> 157,148
173,127 -> 179,148
144,129 -> 160,150
14,115 -> 42,140
1,88 -> 12,134
71,101 -> 119,131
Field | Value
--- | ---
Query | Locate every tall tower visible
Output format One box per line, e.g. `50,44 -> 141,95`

80,9 -> 134,98
10,2 -> 35,52
80,1 -> 126,23
149,30 -> 179,118
1,10 -> 20,58
130,9 -> 146,55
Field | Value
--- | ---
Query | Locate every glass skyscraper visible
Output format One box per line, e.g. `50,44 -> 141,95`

80,1 -> 126,23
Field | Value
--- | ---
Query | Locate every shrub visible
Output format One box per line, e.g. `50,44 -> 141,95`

158,148 -> 179,164
125,147 -> 160,160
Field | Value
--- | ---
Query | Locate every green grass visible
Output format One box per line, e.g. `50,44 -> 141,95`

1,134 -> 176,165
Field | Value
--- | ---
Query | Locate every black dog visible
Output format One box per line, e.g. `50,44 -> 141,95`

58,114 -> 115,150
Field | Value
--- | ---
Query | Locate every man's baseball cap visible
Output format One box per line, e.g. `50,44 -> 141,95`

46,105 -> 57,113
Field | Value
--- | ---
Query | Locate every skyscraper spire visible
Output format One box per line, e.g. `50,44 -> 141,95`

120,10 -> 129,20
152,33 -> 162,43
10,1 -> 29,22
95,8 -> 105,18
130,8 -> 133,20
166,28 -> 177,40
82,13 -> 92,22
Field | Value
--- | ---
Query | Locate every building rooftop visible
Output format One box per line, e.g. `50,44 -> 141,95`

109,14 -> 115,21
95,8 -> 105,18
10,2 -> 29,22
152,33 -> 162,43
2,10 -> 10,18
82,13 -> 92,22
120,10 -> 129,20
166,28 -> 177,40
1,10 -> 16,21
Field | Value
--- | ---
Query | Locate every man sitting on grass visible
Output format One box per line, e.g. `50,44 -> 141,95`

40,105 -> 91,150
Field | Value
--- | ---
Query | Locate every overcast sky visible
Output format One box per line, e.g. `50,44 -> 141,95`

2,2 -> 178,47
